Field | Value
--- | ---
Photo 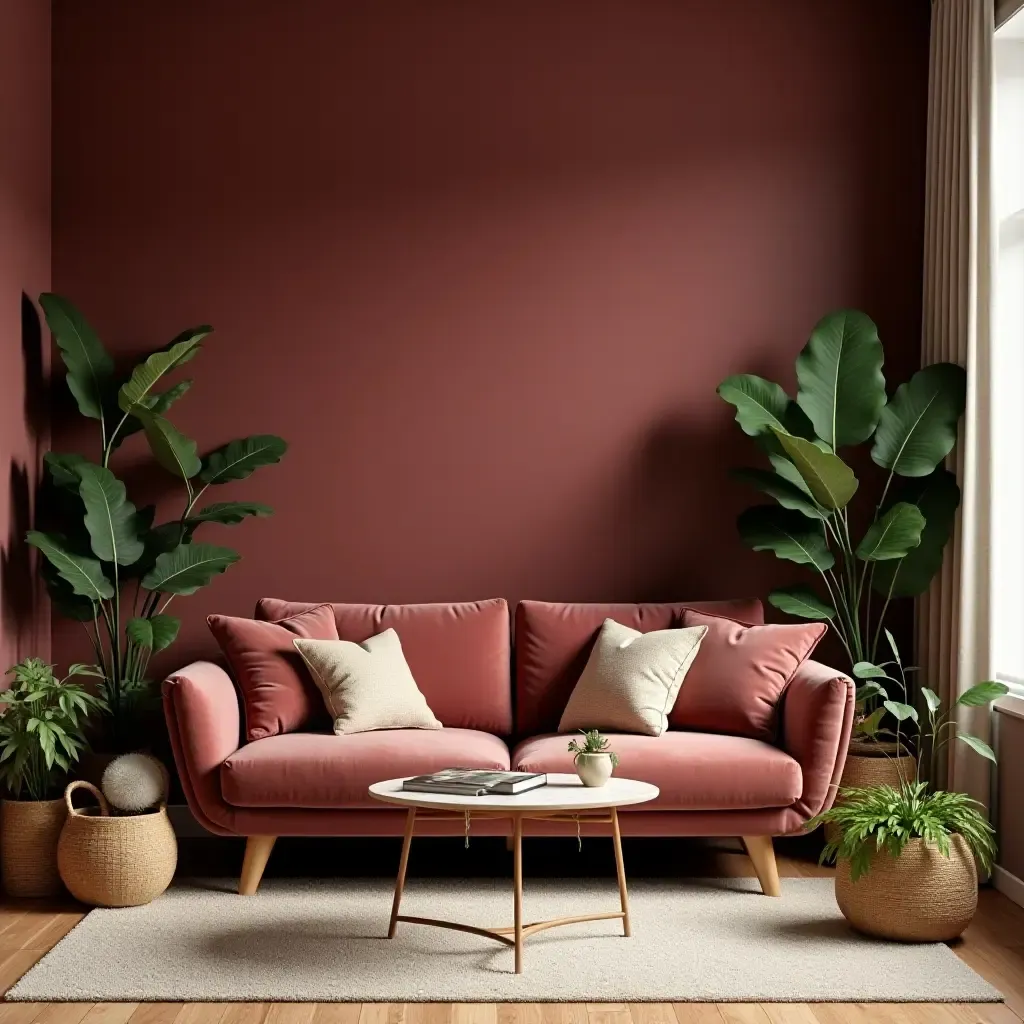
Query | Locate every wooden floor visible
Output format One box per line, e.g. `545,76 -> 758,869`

0,847 -> 1022,1024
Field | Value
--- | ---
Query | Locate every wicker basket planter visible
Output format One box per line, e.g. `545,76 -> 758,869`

57,780 -> 177,907
835,833 -> 977,941
0,797 -> 67,897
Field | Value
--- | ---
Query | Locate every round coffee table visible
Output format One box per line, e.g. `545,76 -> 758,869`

368,773 -> 659,973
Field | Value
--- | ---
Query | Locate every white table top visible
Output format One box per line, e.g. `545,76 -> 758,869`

368,773 -> 659,813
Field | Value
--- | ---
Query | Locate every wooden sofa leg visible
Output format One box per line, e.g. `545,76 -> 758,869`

239,835 -> 277,895
742,835 -> 781,897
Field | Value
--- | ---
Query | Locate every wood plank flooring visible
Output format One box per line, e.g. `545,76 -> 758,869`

0,848 -> 1021,1024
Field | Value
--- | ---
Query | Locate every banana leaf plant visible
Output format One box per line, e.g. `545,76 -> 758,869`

718,310 -> 966,741
28,294 -> 288,751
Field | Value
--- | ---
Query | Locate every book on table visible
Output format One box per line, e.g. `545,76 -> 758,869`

401,768 -> 548,796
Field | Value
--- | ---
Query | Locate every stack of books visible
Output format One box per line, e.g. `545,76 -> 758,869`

401,768 -> 548,797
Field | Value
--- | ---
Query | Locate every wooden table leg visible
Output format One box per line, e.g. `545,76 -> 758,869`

388,808 -> 416,938
611,808 -> 631,937
513,812 -> 523,974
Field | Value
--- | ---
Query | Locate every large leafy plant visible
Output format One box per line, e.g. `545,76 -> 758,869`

28,294 -> 287,750
0,659 -> 107,801
718,310 -> 966,733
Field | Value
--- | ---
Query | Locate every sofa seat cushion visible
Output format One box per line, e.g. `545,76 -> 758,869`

512,732 -> 801,811
221,728 -> 510,809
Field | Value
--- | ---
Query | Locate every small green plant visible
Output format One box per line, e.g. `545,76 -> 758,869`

0,659 -> 107,801
809,631 -> 1007,879
811,782 -> 996,881
849,629 -> 1007,775
567,729 -> 620,768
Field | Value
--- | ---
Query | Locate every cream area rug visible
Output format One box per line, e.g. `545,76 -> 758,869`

6,878 -> 1000,1003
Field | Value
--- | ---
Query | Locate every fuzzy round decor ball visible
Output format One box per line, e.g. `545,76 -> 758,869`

101,754 -> 168,813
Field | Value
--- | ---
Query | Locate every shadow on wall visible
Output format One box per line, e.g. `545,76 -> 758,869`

1,294 -> 48,661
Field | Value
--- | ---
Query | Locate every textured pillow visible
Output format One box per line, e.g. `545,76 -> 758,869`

293,629 -> 443,735
558,619 -> 708,737
208,604 -> 339,741
671,609 -> 826,740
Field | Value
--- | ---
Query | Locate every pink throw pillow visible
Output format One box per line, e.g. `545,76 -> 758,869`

670,609 -> 826,740
208,604 -> 339,741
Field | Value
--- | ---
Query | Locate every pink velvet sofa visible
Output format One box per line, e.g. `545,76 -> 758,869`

163,597 -> 854,896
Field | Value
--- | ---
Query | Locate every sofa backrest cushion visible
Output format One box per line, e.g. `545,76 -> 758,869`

514,599 -> 763,735
257,598 -> 512,734
671,608 -> 827,740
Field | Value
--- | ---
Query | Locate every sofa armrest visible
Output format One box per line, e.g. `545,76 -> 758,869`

163,661 -> 243,836
781,659 -> 855,819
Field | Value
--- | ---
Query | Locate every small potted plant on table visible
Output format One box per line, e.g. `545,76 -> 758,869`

568,729 -> 620,788
809,638 -> 1007,942
0,659 -> 105,896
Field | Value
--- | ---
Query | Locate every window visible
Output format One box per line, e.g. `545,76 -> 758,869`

993,11 -> 1024,696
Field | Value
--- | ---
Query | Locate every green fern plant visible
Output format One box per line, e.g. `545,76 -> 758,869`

567,729 -> 620,768
0,659 -> 107,801
810,782 -> 996,882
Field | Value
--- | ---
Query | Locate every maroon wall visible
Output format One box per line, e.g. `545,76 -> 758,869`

1,0 -> 50,670
51,0 -> 930,670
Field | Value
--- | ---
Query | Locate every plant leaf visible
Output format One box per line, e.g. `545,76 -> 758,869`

141,542 -> 240,595
112,379 -> 195,450
199,435 -> 288,485
118,328 -> 210,412
40,562 -> 96,622
126,614 -> 181,652
855,681 -> 887,702
737,505 -> 835,571
958,733 -> 997,763
795,309 -> 886,449
76,464 -> 145,565
921,687 -> 942,714
137,412 -> 202,479
770,429 -> 859,510
871,469 -> 961,598
26,531 -> 114,601
853,662 -> 888,679
189,501 -> 274,525
883,700 -> 918,724
767,586 -> 834,620
956,681 -> 1010,707
39,293 -> 115,421
870,363 -> 967,478
855,502 -> 926,561
730,468 -> 824,519
717,375 -> 814,439
855,706 -> 887,739
43,452 -> 87,490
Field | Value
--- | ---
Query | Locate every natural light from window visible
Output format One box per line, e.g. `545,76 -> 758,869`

994,10 -> 1024,695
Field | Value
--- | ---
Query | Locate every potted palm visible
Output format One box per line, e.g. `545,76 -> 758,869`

568,729 -> 620,787
717,309 -> 967,791
0,659 -> 106,896
809,638 -> 1007,941
31,294 -> 287,753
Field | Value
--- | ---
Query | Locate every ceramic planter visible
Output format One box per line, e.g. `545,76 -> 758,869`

835,833 -> 977,941
1,797 -> 67,897
574,752 -> 614,787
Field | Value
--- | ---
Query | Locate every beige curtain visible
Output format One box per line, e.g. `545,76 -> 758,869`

918,0 -> 995,804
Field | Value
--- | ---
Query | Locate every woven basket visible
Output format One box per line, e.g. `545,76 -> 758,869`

57,780 -> 177,907
1,797 -> 67,897
825,740 -> 918,843
835,833 -> 977,941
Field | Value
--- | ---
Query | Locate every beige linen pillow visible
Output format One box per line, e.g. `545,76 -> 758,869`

558,618 -> 708,737
293,630 -> 442,735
